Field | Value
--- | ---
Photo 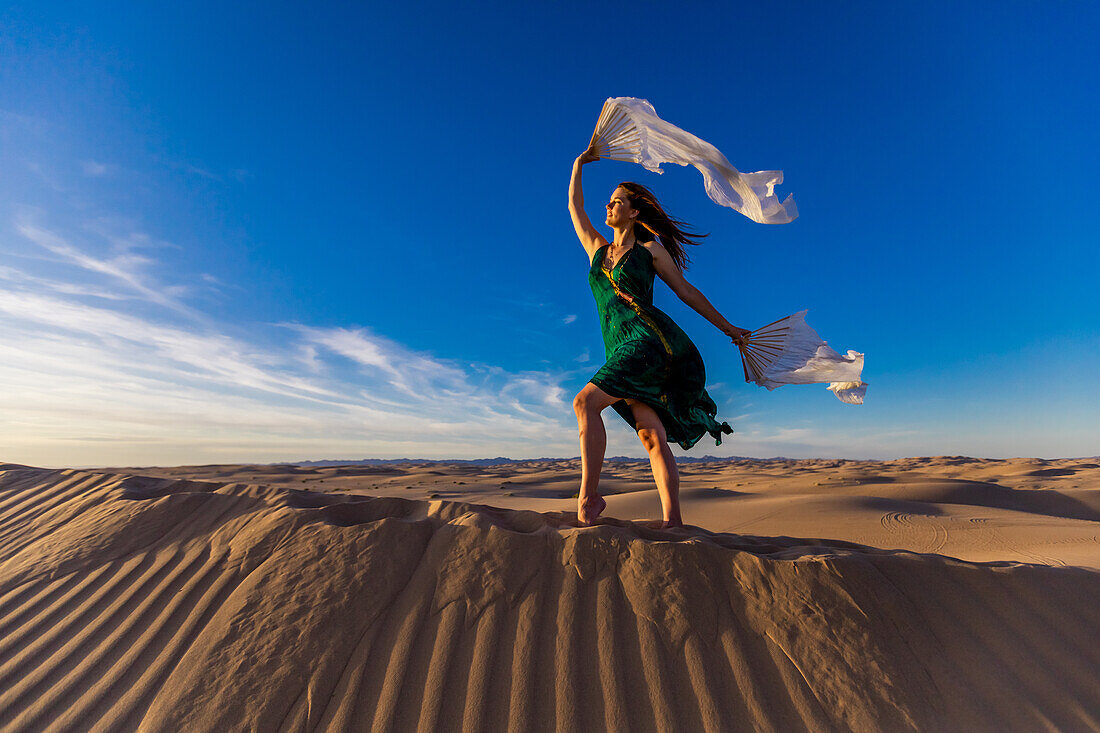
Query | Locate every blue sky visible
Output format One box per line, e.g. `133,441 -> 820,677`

1,2 -> 1097,466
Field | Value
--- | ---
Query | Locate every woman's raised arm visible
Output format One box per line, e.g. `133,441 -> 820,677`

569,152 -> 607,258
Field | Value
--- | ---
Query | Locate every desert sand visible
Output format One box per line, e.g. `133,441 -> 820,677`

1,456 -> 1098,731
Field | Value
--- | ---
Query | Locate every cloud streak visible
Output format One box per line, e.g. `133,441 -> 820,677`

14,214 -> 194,315
81,160 -> 110,177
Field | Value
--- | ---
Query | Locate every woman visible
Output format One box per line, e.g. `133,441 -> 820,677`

569,149 -> 750,528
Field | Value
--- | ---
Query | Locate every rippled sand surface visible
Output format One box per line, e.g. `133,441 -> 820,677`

1,458 -> 1098,731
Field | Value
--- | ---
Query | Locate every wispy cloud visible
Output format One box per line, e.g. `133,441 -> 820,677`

184,164 -> 219,180
289,324 -> 573,422
0,265 -> 129,301
0,290 -> 338,401
14,214 -> 193,315
151,154 -> 248,183
81,160 -> 110,177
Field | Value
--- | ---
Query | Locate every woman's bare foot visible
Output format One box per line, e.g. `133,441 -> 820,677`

577,495 -> 606,525
643,518 -> 684,530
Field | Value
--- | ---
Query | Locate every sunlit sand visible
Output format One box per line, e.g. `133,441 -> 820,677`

1,457 -> 1097,731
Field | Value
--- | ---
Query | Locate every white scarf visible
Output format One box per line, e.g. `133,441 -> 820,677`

746,311 -> 867,404
599,97 -> 798,225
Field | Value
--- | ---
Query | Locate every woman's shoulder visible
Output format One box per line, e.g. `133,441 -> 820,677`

638,239 -> 683,275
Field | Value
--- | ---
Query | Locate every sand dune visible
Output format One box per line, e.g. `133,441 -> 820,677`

1,462 -> 1098,731
106,456 -> 1100,570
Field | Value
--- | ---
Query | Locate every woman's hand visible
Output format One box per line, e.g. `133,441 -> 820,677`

724,325 -> 751,344
576,148 -> 600,165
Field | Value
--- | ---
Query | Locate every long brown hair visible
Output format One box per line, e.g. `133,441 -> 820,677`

619,181 -> 706,271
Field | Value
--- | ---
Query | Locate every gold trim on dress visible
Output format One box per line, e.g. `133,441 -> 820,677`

601,261 -> 674,406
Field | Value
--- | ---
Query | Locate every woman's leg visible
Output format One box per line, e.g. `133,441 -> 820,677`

627,400 -> 682,528
572,382 -> 621,524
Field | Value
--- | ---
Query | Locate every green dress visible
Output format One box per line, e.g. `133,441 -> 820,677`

588,242 -> 733,450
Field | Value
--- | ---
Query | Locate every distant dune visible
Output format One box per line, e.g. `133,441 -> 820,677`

1,461 -> 1098,731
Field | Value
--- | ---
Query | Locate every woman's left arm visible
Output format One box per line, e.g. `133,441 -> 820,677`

647,243 -> 750,342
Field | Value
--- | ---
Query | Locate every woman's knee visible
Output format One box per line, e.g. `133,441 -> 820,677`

574,383 -> 616,416
637,427 -> 664,453
573,391 -> 604,419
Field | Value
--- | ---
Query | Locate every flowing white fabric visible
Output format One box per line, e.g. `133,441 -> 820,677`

746,310 -> 867,404
596,97 -> 798,224
827,382 -> 868,405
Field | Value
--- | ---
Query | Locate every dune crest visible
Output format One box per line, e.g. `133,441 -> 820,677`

1,464 -> 1098,732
